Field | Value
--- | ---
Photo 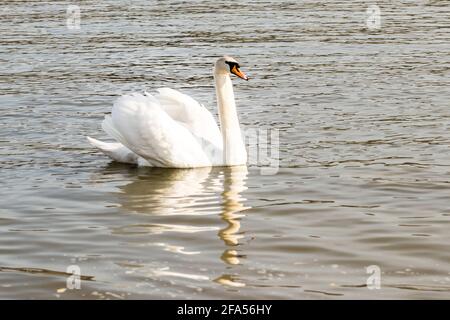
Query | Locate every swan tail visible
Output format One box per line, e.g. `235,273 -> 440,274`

86,136 -> 141,164
102,115 -> 127,144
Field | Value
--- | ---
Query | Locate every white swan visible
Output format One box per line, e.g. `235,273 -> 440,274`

87,56 -> 249,168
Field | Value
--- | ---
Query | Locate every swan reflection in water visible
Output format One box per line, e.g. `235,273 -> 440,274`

98,164 -> 250,286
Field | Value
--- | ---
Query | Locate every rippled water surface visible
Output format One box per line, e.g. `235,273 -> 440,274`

1,1 -> 450,299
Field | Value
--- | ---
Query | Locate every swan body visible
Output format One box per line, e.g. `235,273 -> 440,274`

87,56 -> 248,168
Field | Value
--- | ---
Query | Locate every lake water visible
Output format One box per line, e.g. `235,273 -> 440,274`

1,0 -> 450,299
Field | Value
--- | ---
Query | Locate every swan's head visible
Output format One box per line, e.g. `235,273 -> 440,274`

215,56 -> 249,81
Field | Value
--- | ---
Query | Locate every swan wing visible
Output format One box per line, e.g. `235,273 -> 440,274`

105,92 -> 214,168
156,88 -> 222,149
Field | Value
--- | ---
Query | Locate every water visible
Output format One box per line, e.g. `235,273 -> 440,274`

1,0 -> 450,299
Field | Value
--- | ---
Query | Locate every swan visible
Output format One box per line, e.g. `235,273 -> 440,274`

87,56 -> 249,168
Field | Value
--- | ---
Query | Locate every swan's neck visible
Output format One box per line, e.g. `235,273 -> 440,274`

214,72 -> 247,165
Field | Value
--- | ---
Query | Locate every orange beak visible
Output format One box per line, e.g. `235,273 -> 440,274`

230,65 -> 249,81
